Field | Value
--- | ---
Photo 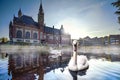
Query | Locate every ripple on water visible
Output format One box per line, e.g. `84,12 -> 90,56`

0,58 -> 120,80
44,60 -> 120,80
87,60 -> 120,80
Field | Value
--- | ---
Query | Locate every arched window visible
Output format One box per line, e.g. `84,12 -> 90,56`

16,30 -> 22,38
26,32 -> 30,39
33,33 -> 37,39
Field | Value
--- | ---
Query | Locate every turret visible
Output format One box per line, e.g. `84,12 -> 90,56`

18,8 -> 22,18
9,21 -> 12,27
60,25 -> 64,35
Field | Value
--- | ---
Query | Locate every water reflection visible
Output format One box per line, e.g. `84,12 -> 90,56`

0,52 -> 70,80
8,53 -> 45,80
69,67 -> 89,80
0,51 -> 120,80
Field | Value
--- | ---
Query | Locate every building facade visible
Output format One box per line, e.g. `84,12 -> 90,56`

79,34 -> 120,46
9,1 -> 71,45
109,35 -> 120,45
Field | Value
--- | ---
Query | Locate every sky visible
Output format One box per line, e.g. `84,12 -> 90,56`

0,0 -> 120,39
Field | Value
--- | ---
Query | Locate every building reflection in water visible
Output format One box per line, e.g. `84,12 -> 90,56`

8,52 -> 49,80
1,51 -> 120,80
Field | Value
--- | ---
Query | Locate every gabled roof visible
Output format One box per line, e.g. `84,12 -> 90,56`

14,15 -> 39,27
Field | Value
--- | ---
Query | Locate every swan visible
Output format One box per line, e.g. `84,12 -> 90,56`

68,40 -> 89,71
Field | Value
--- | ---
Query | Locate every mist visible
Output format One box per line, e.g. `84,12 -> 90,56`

0,45 -> 120,57
78,45 -> 120,55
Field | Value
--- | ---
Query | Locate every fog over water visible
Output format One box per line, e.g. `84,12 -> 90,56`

58,45 -> 120,56
1,45 -> 120,55
78,45 -> 120,55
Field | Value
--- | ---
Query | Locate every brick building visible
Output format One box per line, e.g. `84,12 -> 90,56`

9,1 -> 71,45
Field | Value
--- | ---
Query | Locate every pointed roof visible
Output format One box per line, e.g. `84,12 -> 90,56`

9,21 -> 12,27
39,0 -> 44,14
18,8 -> 22,13
18,8 -> 22,17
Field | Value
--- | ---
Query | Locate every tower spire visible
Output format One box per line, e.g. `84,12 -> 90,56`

38,0 -> 44,29
39,0 -> 44,14
40,0 -> 42,4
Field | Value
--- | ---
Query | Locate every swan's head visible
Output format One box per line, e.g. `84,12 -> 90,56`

73,40 -> 77,45
73,40 -> 78,51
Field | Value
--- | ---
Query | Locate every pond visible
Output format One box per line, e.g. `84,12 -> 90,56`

0,52 -> 120,80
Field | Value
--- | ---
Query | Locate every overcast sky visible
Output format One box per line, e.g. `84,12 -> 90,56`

0,0 -> 120,39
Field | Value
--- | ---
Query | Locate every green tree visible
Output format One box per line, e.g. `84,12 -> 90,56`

112,0 -> 120,23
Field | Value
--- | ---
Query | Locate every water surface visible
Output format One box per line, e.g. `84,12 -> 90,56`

0,52 -> 120,80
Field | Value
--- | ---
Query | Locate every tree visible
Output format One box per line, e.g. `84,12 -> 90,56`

112,0 -> 120,23
1,37 -> 8,43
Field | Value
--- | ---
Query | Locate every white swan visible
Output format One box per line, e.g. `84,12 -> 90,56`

68,40 -> 89,71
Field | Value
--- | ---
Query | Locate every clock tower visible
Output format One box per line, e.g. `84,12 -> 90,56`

38,0 -> 44,29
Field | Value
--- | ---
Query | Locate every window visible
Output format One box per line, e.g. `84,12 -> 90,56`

33,33 -> 37,39
26,32 -> 30,39
44,35 -> 46,39
49,35 -> 53,39
40,32 -> 43,39
16,30 -> 22,38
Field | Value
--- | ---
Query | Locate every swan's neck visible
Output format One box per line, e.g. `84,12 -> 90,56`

73,51 -> 77,65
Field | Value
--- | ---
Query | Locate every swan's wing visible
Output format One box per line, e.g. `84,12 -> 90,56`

77,55 -> 89,70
